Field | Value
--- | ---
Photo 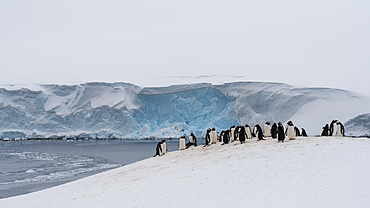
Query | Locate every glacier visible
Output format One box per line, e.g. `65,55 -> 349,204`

0,81 -> 369,139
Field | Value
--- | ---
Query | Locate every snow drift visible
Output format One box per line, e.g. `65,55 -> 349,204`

0,82 -> 369,139
1,137 -> 370,208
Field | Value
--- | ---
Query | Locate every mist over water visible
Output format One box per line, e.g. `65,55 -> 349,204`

0,139 -> 180,199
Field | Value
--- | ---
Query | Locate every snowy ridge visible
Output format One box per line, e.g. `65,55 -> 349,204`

1,137 -> 370,207
0,81 -> 369,139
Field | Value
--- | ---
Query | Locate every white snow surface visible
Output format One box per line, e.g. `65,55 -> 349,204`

1,137 -> 370,208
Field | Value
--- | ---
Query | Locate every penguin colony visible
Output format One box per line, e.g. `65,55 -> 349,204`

154,119 -> 344,156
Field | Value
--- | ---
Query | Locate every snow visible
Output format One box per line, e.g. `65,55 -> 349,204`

1,136 -> 369,208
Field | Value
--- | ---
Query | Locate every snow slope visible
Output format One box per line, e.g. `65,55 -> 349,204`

0,81 -> 369,139
1,137 -> 369,208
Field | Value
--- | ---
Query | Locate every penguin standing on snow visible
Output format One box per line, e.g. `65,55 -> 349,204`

234,126 -> 241,142
277,122 -> 285,142
254,124 -> 264,140
220,131 -> 225,143
204,128 -> 211,146
179,136 -> 186,150
222,130 -> 230,144
294,126 -> 301,136
238,126 -> 247,144
230,126 -> 236,143
321,124 -> 329,136
186,133 -> 197,149
337,121 -> 345,137
154,140 -> 163,157
161,139 -> 167,155
210,127 -> 218,144
332,121 -> 339,136
264,122 -> 271,137
271,123 -> 278,139
286,121 -> 295,140
245,124 -> 252,139
301,128 -> 308,137
329,120 -> 338,136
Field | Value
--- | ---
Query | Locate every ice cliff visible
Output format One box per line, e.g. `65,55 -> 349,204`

0,82 -> 369,139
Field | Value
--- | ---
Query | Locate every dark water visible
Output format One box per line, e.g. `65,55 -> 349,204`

0,139 -> 179,199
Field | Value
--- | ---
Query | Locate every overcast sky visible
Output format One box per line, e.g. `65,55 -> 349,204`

1,1 -> 369,95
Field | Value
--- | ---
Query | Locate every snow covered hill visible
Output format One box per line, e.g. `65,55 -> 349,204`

0,82 -> 369,139
345,113 -> 370,136
1,137 -> 370,208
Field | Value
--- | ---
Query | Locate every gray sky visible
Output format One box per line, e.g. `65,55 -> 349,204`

1,0 -> 369,95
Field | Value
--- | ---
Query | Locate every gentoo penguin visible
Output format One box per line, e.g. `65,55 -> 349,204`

230,126 -> 236,142
154,140 -> 163,157
321,124 -> 329,136
179,136 -> 186,150
271,123 -> 278,139
238,126 -> 247,144
223,130 -> 230,144
264,122 -> 271,137
186,133 -> 197,149
286,121 -> 295,140
332,121 -> 338,136
234,126 -> 241,141
329,120 -> 337,136
219,131 -> 225,143
161,139 -> 167,155
277,122 -> 285,142
294,126 -> 301,136
245,124 -> 252,139
204,128 -> 211,146
337,121 -> 345,137
301,128 -> 308,137
254,124 -> 264,140
210,127 -> 218,144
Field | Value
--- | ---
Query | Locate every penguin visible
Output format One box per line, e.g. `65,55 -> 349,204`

294,126 -> 301,136
254,124 -> 264,140
329,120 -> 337,136
286,121 -> 295,140
301,128 -> 308,137
204,128 -> 211,147
332,122 -> 338,136
186,133 -> 197,149
179,136 -> 186,150
161,139 -> 167,155
154,140 -> 163,157
238,126 -> 247,144
245,124 -> 252,139
264,122 -> 271,137
337,121 -> 345,137
321,124 -> 329,136
219,131 -> 225,143
222,130 -> 230,144
271,123 -> 278,139
234,126 -> 241,141
230,126 -> 236,142
210,127 -> 218,144
277,122 -> 285,142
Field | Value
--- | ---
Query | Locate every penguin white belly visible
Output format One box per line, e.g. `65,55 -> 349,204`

337,125 -> 343,136
162,142 -> 167,154
264,125 -> 271,137
189,136 -> 194,143
332,123 -> 338,136
287,126 -> 295,139
230,129 -> 235,142
246,128 -> 252,139
211,132 -> 218,143
179,138 -> 185,150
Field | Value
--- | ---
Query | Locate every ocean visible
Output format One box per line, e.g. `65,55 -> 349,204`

0,139 -> 180,199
